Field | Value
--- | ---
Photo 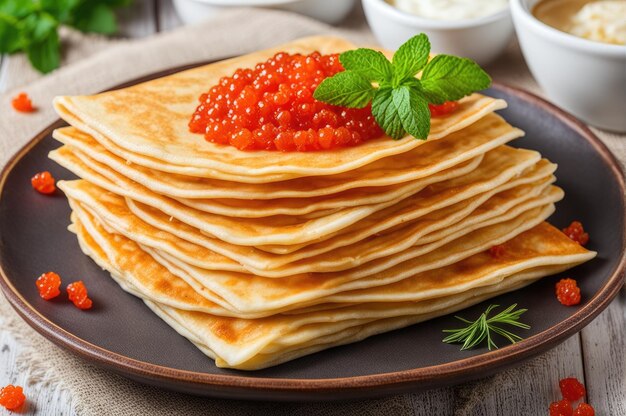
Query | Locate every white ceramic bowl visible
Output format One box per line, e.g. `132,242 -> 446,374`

173,0 -> 356,25
511,0 -> 626,132
361,0 -> 514,66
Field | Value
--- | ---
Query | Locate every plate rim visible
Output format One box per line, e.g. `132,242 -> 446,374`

0,63 -> 624,396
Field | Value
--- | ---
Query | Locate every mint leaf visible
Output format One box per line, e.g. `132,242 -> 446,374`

392,33 -> 430,85
22,12 -> 58,42
41,0 -> 81,23
421,55 -> 492,104
340,48 -> 393,82
27,31 -> 60,73
0,13 -> 23,53
313,71 -> 375,108
371,87 -> 405,140
392,85 -> 431,140
71,3 -> 117,34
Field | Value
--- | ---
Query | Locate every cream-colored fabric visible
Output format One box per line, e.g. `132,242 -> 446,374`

0,7 -> 623,416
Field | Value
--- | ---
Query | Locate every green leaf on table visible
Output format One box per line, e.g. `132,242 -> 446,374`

71,2 -> 117,34
313,70 -> 375,108
421,54 -> 492,104
22,12 -> 58,42
391,33 -> 430,85
0,13 -> 23,53
41,0 -> 81,23
27,30 -> 61,73
339,48 -> 393,82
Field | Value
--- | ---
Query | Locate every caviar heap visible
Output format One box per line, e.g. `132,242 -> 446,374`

189,52 -> 384,151
562,221 -> 589,246
11,92 -> 35,113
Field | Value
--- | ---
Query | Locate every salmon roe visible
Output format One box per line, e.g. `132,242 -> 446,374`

11,92 -> 35,113
573,403 -> 595,416
562,221 -> 589,246
556,278 -> 581,306
429,101 -> 459,117
67,281 -> 93,310
36,272 -> 62,300
0,385 -> 26,411
31,171 -> 56,194
559,377 -> 586,401
189,52 -> 384,151
549,399 -> 573,416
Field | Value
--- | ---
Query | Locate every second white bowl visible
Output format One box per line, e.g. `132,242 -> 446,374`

362,0 -> 515,66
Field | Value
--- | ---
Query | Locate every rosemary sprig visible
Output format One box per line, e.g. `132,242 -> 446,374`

442,304 -> 530,351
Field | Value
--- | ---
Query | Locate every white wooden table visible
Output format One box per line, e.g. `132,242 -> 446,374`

1,2 -> 624,414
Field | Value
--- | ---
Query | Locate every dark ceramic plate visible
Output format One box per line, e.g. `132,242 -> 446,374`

0,63 -> 624,401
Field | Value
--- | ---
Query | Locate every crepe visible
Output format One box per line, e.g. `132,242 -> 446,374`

52,145 -> 541,247
52,112 -> 522,202
53,36 -> 507,181
72,213 -> 595,369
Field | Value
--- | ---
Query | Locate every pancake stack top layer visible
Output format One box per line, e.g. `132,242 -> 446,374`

50,36 -> 596,370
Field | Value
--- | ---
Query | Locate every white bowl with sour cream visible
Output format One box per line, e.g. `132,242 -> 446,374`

361,0 -> 515,65
173,0 -> 356,25
511,0 -> 626,132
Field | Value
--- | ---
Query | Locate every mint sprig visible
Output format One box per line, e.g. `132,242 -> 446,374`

313,34 -> 492,140
0,0 -> 131,74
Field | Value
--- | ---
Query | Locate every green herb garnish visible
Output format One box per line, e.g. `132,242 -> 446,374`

0,0 -> 131,73
442,304 -> 530,351
313,34 -> 492,140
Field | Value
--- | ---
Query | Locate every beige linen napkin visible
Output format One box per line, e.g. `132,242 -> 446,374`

0,8 -> 623,416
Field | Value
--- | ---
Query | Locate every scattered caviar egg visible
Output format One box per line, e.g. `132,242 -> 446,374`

488,244 -> 506,258
573,403 -> 595,416
549,398 -> 573,416
36,272 -> 62,300
559,377 -> 586,401
190,52 -> 383,151
67,281 -> 93,310
562,221 -> 589,246
11,92 -> 36,113
429,101 -> 459,117
0,385 -> 26,411
556,278 -> 582,306
31,171 -> 56,194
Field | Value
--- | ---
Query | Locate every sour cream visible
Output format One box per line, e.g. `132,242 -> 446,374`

389,0 -> 509,20
570,1 -> 626,45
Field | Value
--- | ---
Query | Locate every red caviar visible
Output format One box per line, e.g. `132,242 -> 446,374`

0,385 -> 26,411
190,52 -> 383,151
36,272 -> 62,300
559,378 -> 586,401
573,403 -> 595,416
429,101 -> 459,117
556,278 -> 582,306
488,244 -> 506,258
31,171 -> 56,194
562,221 -> 589,246
67,281 -> 93,310
549,399 -> 573,416
11,92 -> 35,113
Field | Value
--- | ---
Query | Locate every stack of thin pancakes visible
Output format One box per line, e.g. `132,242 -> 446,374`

49,36 -> 596,370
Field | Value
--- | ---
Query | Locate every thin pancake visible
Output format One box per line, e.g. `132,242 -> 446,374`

73,214 -> 595,369
51,112 -> 521,201
52,145 -> 541,247
53,36 -> 506,180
